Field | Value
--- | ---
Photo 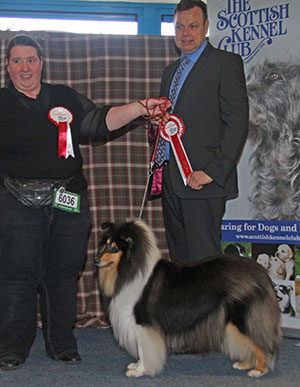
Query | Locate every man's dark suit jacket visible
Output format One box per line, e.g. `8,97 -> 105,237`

160,42 -> 249,200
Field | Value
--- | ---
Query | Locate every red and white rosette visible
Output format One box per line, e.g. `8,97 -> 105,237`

48,107 -> 75,159
160,114 -> 193,185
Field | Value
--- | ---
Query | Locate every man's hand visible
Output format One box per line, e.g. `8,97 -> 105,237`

186,170 -> 213,190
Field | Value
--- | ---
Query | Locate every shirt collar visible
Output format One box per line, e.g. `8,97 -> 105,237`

181,39 -> 208,64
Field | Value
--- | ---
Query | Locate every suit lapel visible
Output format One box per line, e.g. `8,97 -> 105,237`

173,44 -> 213,108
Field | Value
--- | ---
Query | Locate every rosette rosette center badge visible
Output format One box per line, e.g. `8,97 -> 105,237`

48,107 -> 75,159
160,114 -> 193,185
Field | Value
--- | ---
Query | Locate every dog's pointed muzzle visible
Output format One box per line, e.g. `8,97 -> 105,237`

94,243 -> 120,268
94,259 -> 113,269
94,252 -> 111,268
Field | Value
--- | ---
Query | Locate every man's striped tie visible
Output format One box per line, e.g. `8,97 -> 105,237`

155,56 -> 189,167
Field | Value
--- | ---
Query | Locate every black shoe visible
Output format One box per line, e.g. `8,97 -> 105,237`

48,351 -> 82,365
59,352 -> 82,364
0,356 -> 24,371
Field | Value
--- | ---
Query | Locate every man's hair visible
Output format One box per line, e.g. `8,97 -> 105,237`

174,0 -> 208,21
6,34 -> 43,60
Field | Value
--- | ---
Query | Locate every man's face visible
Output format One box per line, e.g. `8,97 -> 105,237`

174,6 -> 209,55
6,45 -> 42,98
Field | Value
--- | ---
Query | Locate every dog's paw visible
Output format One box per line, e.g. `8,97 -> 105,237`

233,361 -> 251,370
125,360 -> 144,377
126,368 -> 144,378
127,362 -> 137,370
247,369 -> 267,378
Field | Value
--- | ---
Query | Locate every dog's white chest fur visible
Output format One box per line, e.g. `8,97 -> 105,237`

109,272 -> 148,359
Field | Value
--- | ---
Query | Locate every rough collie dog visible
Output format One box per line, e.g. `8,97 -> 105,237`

95,219 -> 281,378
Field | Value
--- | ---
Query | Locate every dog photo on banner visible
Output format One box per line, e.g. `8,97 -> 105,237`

209,0 -> 300,336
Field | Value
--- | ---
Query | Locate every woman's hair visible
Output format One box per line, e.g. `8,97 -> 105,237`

6,34 -> 43,60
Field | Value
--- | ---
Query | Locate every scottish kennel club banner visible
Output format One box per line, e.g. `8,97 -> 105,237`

208,0 -> 300,333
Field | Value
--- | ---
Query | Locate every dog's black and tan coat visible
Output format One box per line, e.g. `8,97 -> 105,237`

95,219 -> 281,378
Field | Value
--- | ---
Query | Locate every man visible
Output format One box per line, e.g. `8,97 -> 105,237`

0,34 -> 169,370
156,0 -> 249,265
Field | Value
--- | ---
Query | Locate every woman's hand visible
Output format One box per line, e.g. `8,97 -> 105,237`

138,97 -> 171,126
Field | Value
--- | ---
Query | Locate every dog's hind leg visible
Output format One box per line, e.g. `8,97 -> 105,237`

246,347 -> 270,378
223,323 -> 270,378
126,326 -> 167,377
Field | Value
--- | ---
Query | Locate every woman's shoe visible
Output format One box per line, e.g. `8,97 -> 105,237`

59,352 -> 82,364
48,351 -> 82,364
0,356 -> 25,370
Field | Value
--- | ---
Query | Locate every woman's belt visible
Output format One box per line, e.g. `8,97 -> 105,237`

2,175 -> 72,208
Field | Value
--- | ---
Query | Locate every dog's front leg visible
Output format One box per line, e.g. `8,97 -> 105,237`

126,345 -> 145,377
126,325 -> 166,377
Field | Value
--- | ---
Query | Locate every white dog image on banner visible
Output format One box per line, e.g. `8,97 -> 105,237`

275,244 -> 294,281
256,253 -> 286,281
256,253 -> 270,270
268,256 -> 286,282
246,59 -> 300,220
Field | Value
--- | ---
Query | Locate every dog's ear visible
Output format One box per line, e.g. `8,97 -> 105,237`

124,236 -> 133,249
287,285 -> 294,294
101,221 -> 114,231
119,233 -> 133,249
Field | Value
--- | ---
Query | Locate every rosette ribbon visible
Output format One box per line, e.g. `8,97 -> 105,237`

160,114 -> 193,185
48,107 -> 75,158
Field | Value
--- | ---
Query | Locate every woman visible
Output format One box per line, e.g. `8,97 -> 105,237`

0,34 -> 170,370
